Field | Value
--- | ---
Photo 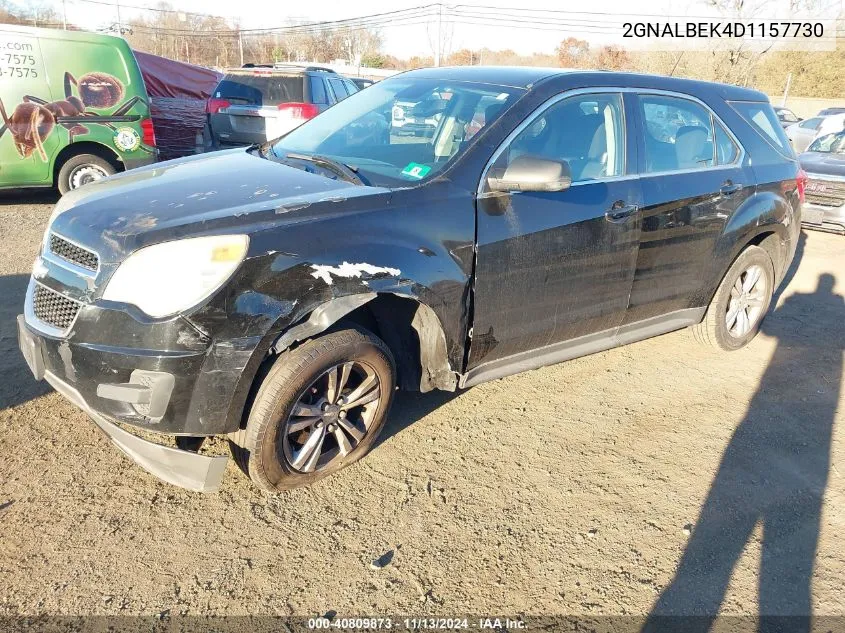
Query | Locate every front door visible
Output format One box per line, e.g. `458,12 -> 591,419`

468,91 -> 642,378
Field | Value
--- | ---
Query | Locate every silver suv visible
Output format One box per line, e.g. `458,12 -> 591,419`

206,64 -> 359,148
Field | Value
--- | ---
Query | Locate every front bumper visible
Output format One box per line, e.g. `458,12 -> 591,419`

802,201 -> 845,234
17,315 -> 228,492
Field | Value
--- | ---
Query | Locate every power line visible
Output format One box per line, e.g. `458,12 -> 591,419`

127,16 -> 436,38
451,2 -> 844,21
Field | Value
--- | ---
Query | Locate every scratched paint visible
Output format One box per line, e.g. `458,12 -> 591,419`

309,262 -> 401,285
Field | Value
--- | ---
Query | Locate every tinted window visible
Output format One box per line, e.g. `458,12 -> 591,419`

343,79 -> 359,96
640,95 -> 713,172
729,101 -> 793,154
800,117 -> 823,130
328,78 -> 349,101
215,73 -> 304,106
496,93 -> 625,183
715,122 -> 740,165
309,76 -> 328,105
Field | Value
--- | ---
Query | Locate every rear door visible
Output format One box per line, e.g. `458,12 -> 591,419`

624,92 -> 752,325
208,71 -> 305,145
469,91 -> 642,372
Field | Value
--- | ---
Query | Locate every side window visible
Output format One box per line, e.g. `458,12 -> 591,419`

640,95 -> 714,172
328,78 -> 349,101
343,79 -> 359,95
309,76 -> 328,105
800,117 -> 822,130
714,122 -> 740,165
493,93 -> 624,183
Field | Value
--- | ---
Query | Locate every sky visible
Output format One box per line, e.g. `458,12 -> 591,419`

32,0 -> 845,58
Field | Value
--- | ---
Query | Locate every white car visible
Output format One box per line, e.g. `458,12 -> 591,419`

786,113 -> 845,153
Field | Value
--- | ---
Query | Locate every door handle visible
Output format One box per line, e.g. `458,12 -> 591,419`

720,182 -> 743,196
605,200 -> 639,222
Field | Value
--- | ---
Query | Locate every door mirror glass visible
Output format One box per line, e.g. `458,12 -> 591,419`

487,155 -> 572,192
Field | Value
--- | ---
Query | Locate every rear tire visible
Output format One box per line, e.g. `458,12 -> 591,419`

691,245 -> 775,351
230,327 -> 396,492
57,154 -> 115,195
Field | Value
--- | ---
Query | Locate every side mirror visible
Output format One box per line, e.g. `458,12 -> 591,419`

487,154 -> 572,193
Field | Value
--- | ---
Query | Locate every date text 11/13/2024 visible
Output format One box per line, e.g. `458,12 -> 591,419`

307,618 -> 526,629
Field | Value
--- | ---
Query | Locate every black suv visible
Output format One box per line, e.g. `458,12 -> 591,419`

206,64 -> 359,148
18,67 -> 803,493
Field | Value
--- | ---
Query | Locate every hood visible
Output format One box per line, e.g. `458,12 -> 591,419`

50,149 -> 389,262
799,151 -> 845,179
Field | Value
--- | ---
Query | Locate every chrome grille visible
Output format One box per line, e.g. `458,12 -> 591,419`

32,284 -> 81,331
49,234 -> 99,271
805,177 -> 845,208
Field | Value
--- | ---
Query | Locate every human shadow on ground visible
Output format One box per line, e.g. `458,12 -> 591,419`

643,273 -> 844,633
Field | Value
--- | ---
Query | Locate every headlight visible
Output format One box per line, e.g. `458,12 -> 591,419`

102,235 -> 249,318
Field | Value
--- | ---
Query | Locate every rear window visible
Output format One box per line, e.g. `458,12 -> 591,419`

214,73 -> 304,106
729,101 -> 793,155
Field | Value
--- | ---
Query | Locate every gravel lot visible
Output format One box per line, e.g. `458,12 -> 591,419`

0,189 -> 843,623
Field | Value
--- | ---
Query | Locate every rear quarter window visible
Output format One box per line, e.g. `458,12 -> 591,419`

728,101 -> 793,156
215,73 -> 304,106
309,76 -> 328,105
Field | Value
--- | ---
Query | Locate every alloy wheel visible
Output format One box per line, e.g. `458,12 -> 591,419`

281,361 -> 382,473
725,264 -> 768,338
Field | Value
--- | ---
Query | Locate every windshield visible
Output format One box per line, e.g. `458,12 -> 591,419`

270,78 -> 523,187
808,131 -> 845,154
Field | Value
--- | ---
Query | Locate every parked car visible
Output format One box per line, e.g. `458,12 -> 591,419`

18,67 -> 803,493
351,77 -> 375,90
206,64 -> 359,148
799,130 -> 845,234
390,96 -> 445,136
0,25 -> 157,194
817,107 -> 845,116
786,113 -> 845,153
773,106 -> 801,128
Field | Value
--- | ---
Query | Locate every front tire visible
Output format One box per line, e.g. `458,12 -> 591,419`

57,154 -> 115,195
691,245 -> 775,351
230,327 -> 396,492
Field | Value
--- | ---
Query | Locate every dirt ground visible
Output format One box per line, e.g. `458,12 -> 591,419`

0,189 -> 843,624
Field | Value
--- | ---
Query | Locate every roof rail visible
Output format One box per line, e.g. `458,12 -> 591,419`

272,62 -> 337,73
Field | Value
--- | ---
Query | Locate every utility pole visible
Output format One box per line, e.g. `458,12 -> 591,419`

62,0 -> 67,29
238,30 -> 244,67
434,3 -> 442,66
116,0 -> 122,34
782,72 -> 792,106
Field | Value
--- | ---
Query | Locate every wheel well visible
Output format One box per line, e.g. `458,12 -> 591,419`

334,294 -> 456,393
53,142 -> 123,185
747,231 -> 782,279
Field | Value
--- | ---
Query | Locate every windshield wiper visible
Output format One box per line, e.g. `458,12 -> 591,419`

285,152 -> 365,185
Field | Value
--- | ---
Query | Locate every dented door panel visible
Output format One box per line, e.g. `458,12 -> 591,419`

471,178 -> 642,368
